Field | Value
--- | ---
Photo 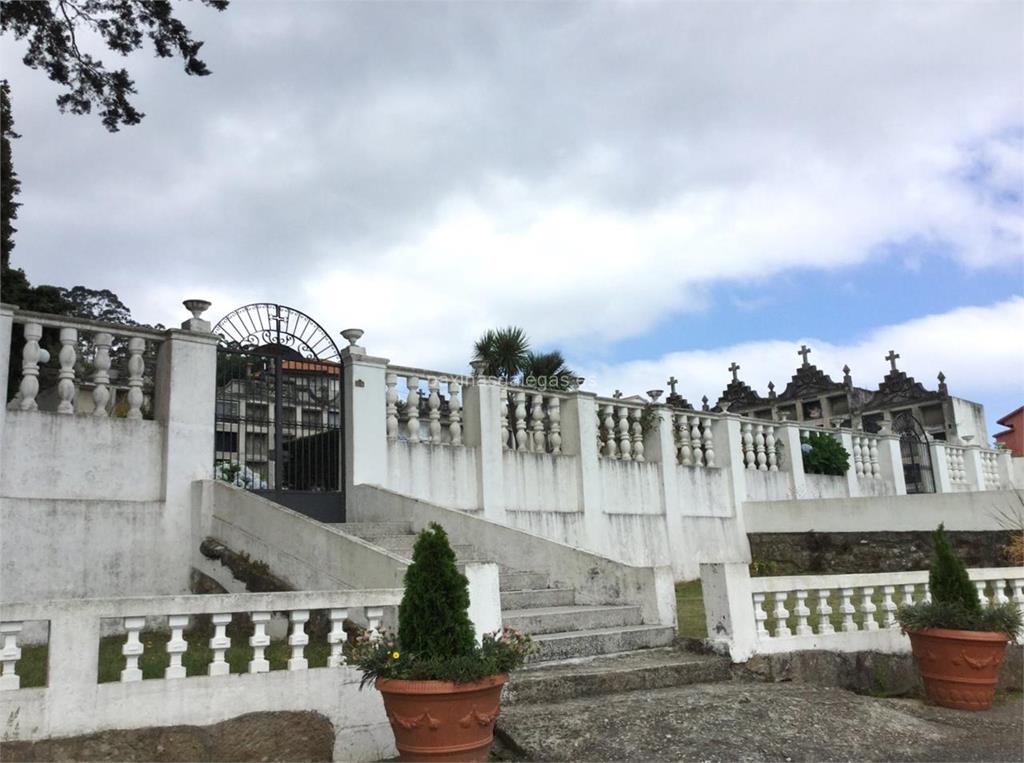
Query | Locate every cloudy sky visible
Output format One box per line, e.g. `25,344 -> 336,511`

3,1 -> 1022,438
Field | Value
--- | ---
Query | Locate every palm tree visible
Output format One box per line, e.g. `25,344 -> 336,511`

472,326 -> 530,381
521,350 -> 577,391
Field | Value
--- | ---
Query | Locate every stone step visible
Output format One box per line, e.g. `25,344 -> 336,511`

503,605 -> 642,635
499,571 -> 550,592
504,647 -> 731,704
530,624 -> 677,663
501,588 -> 575,610
329,522 -> 413,539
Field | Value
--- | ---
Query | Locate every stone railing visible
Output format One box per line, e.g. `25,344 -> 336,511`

595,396 -> 648,462
944,444 -> 969,486
701,562 -> 1024,662
673,410 -> 718,468
0,588 -> 402,758
930,441 -> 1013,492
503,385 -> 568,455
386,365 -> 466,446
737,418 -> 776,472
850,434 -> 881,480
7,310 -> 167,418
980,448 -> 1003,490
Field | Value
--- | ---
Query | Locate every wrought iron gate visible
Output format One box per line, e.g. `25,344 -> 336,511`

893,412 -> 934,494
213,304 -> 344,521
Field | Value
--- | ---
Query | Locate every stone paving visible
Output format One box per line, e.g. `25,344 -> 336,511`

495,683 -> 1024,762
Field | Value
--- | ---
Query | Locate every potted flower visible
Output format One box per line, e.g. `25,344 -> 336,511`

897,524 -> 1022,710
352,523 -> 534,761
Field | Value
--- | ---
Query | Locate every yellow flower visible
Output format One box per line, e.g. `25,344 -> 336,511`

392,651 -> 400,659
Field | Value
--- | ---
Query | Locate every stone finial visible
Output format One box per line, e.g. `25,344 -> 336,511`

843,364 -> 852,387
885,349 -> 900,371
701,395 -> 710,411
798,345 -> 811,366
340,328 -> 365,355
181,299 -> 212,332
470,360 -> 486,377
647,389 -> 663,403
729,362 -> 740,382
937,371 -> 948,395
767,381 -> 776,400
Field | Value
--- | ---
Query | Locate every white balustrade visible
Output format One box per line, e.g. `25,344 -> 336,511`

753,593 -> 768,637
772,592 -> 791,638
366,607 -> 384,643
742,422 -> 755,470
531,393 -> 546,453
754,424 -> 767,471
0,622 -> 23,691
249,611 -> 271,674
617,406 -> 632,461
860,587 -> 878,631
548,397 -> 562,455
56,327 -> 77,414
166,614 -> 189,679
765,425 -> 778,472
91,332 -> 113,417
287,610 -> 310,671
816,590 -> 834,635
945,445 -> 967,484
208,613 -> 232,676
386,368 -> 469,447
327,608 -> 349,668
676,413 -> 693,466
515,391 -> 529,451
121,616 -> 146,682
126,336 -> 146,420
980,450 -> 1002,489
630,408 -> 644,462
702,417 -> 716,467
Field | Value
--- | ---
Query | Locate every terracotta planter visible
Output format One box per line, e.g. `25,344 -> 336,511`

376,674 -> 508,762
907,628 -> 1009,710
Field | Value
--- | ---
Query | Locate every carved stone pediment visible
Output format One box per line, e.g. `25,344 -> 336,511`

869,370 -> 944,408
717,379 -> 764,410
777,363 -> 845,401
665,393 -> 694,410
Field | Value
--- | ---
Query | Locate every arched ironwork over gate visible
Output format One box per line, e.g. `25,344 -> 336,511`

892,411 -> 934,494
212,303 -> 344,521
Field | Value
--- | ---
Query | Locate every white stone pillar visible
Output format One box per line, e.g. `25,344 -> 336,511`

0,304 -> 14,452
649,406 -> 687,578
462,378 -> 506,524
341,345 -> 388,498
996,449 -> 1014,489
962,445 -> 985,491
465,561 -> 502,643
838,431 -> 860,497
930,441 -> 953,493
716,415 -> 748,513
777,422 -> 807,499
700,562 -> 757,662
561,392 -> 605,554
876,434 -> 906,495
156,318 -> 219,593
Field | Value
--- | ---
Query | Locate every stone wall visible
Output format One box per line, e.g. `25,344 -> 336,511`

748,530 -> 1016,575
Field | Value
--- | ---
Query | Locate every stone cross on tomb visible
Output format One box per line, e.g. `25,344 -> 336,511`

667,376 -> 678,395
797,345 -> 812,366
612,390 -> 623,399
885,350 -> 900,371
729,362 -> 740,382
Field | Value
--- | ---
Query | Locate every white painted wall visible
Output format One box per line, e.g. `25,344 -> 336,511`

386,440 -> 479,511
502,450 -> 579,512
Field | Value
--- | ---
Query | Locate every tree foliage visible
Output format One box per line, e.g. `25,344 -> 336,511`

800,432 -> 850,476
929,523 -> 981,612
397,523 -> 476,662
1,80 -> 19,270
471,326 -> 578,390
0,0 -> 229,131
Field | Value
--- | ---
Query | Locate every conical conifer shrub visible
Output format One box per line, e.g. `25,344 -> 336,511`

398,523 -> 476,660
929,523 -> 981,613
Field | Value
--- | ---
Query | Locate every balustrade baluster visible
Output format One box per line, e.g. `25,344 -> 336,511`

328,608 -> 349,667
405,376 -> 421,443
839,588 -> 857,632
975,581 -> 989,607
923,582 -> 932,603
385,373 -> 399,441
773,592 -> 791,637
702,417 -> 716,467
16,322 -> 42,411
448,382 -> 463,446
596,409 -> 604,455
603,404 -> 618,459
126,337 -> 145,419
618,406 -> 632,461
992,580 -> 1009,606
166,614 -> 189,678
208,613 -> 232,676
427,377 -> 442,444
56,327 -> 78,414
691,417 -> 704,467
853,436 -> 864,477
1011,580 -> 1024,615
794,590 -> 812,635
630,407 -> 644,462
816,589 -> 834,634
901,583 -> 917,607
249,612 -> 271,673
677,414 -> 693,466
753,593 -> 768,638
366,607 -> 384,642
501,392 -> 511,450
287,610 -> 310,670
742,423 -> 755,470
548,396 -> 562,455
531,393 -> 546,453
766,425 -> 778,471
0,622 -> 23,691
869,438 -> 881,478
121,616 -> 145,682
515,391 -> 529,451
860,587 -> 878,631
881,586 -> 897,628
755,424 -> 767,471
92,332 -> 113,417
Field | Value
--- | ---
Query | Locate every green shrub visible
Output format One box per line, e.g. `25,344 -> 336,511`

897,524 -> 1022,638
800,432 -> 850,476
353,522 -> 535,686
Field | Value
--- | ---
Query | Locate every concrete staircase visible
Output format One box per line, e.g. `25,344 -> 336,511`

334,521 -> 676,662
